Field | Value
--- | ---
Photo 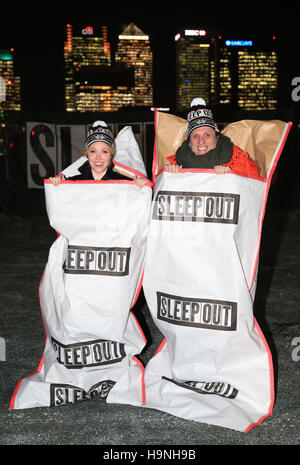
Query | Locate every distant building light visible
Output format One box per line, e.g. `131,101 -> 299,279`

118,35 -> 149,40
225,40 -> 253,46
175,33 -> 181,41
151,107 -> 170,112
185,30 -> 207,36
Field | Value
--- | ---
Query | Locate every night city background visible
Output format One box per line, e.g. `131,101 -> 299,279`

1,7 -> 300,212
1,7 -> 300,449
2,9 -> 300,112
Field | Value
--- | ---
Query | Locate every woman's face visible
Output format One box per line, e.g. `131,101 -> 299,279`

87,141 -> 112,178
189,126 -> 217,156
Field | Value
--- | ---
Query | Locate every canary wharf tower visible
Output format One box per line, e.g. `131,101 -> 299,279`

115,23 -> 153,107
175,29 -> 278,112
64,24 -> 111,111
64,23 -> 153,111
175,29 -> 218,111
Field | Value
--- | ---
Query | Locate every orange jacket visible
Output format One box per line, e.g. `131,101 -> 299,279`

166,145 -> 260,177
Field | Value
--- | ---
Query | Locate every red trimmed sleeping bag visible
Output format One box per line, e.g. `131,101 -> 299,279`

10,128 -> 152,410
115,112 -> 291,432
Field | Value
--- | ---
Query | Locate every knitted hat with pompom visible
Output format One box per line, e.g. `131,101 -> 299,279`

187,98 -> 219,138
84,121 -> 114,150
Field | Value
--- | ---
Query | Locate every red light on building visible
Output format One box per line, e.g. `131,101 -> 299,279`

65,24 -> 72,53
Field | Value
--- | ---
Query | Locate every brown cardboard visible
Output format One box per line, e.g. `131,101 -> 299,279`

155,111 -> 289,178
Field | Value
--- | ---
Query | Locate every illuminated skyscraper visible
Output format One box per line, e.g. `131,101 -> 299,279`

0,49 -> 21,156
175,31 -> 278,112
220,39 -> 278,111
237,48 -> 278,110
175,29 -> 218,111
64,24 -> 113,111
115,23 -> 153,107
64,23 -> 153,111
0,49 -> 21,111
217,43 -> 232,105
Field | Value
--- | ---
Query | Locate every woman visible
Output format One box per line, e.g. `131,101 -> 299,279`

165,98 -> 260,177
50,121 -> 147,186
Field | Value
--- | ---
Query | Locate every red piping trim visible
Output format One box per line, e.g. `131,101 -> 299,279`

152,108 -> 159,187
45,179 -> 135,185
152,337 -> 167,358
243,318 -> 275,433
156,166 -> 266,182
249,121 -> 292,293
44,178 -> 153,188
130,311 -> 147,346
47,162 -> 152,187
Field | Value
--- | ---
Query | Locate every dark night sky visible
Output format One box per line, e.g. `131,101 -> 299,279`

1,7 -> 299,113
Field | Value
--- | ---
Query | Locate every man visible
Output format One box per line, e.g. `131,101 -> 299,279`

165,98 -> 260,177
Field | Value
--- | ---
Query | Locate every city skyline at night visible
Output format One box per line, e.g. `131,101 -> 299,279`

63,22 -> 153,112
175,29 -> 278,112
1,12 -> 299,117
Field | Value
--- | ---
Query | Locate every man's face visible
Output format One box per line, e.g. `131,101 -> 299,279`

189,126 -> 217,156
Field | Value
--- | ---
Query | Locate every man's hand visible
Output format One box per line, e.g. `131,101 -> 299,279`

165,164 -> 182,174
214,165 -> 231,175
